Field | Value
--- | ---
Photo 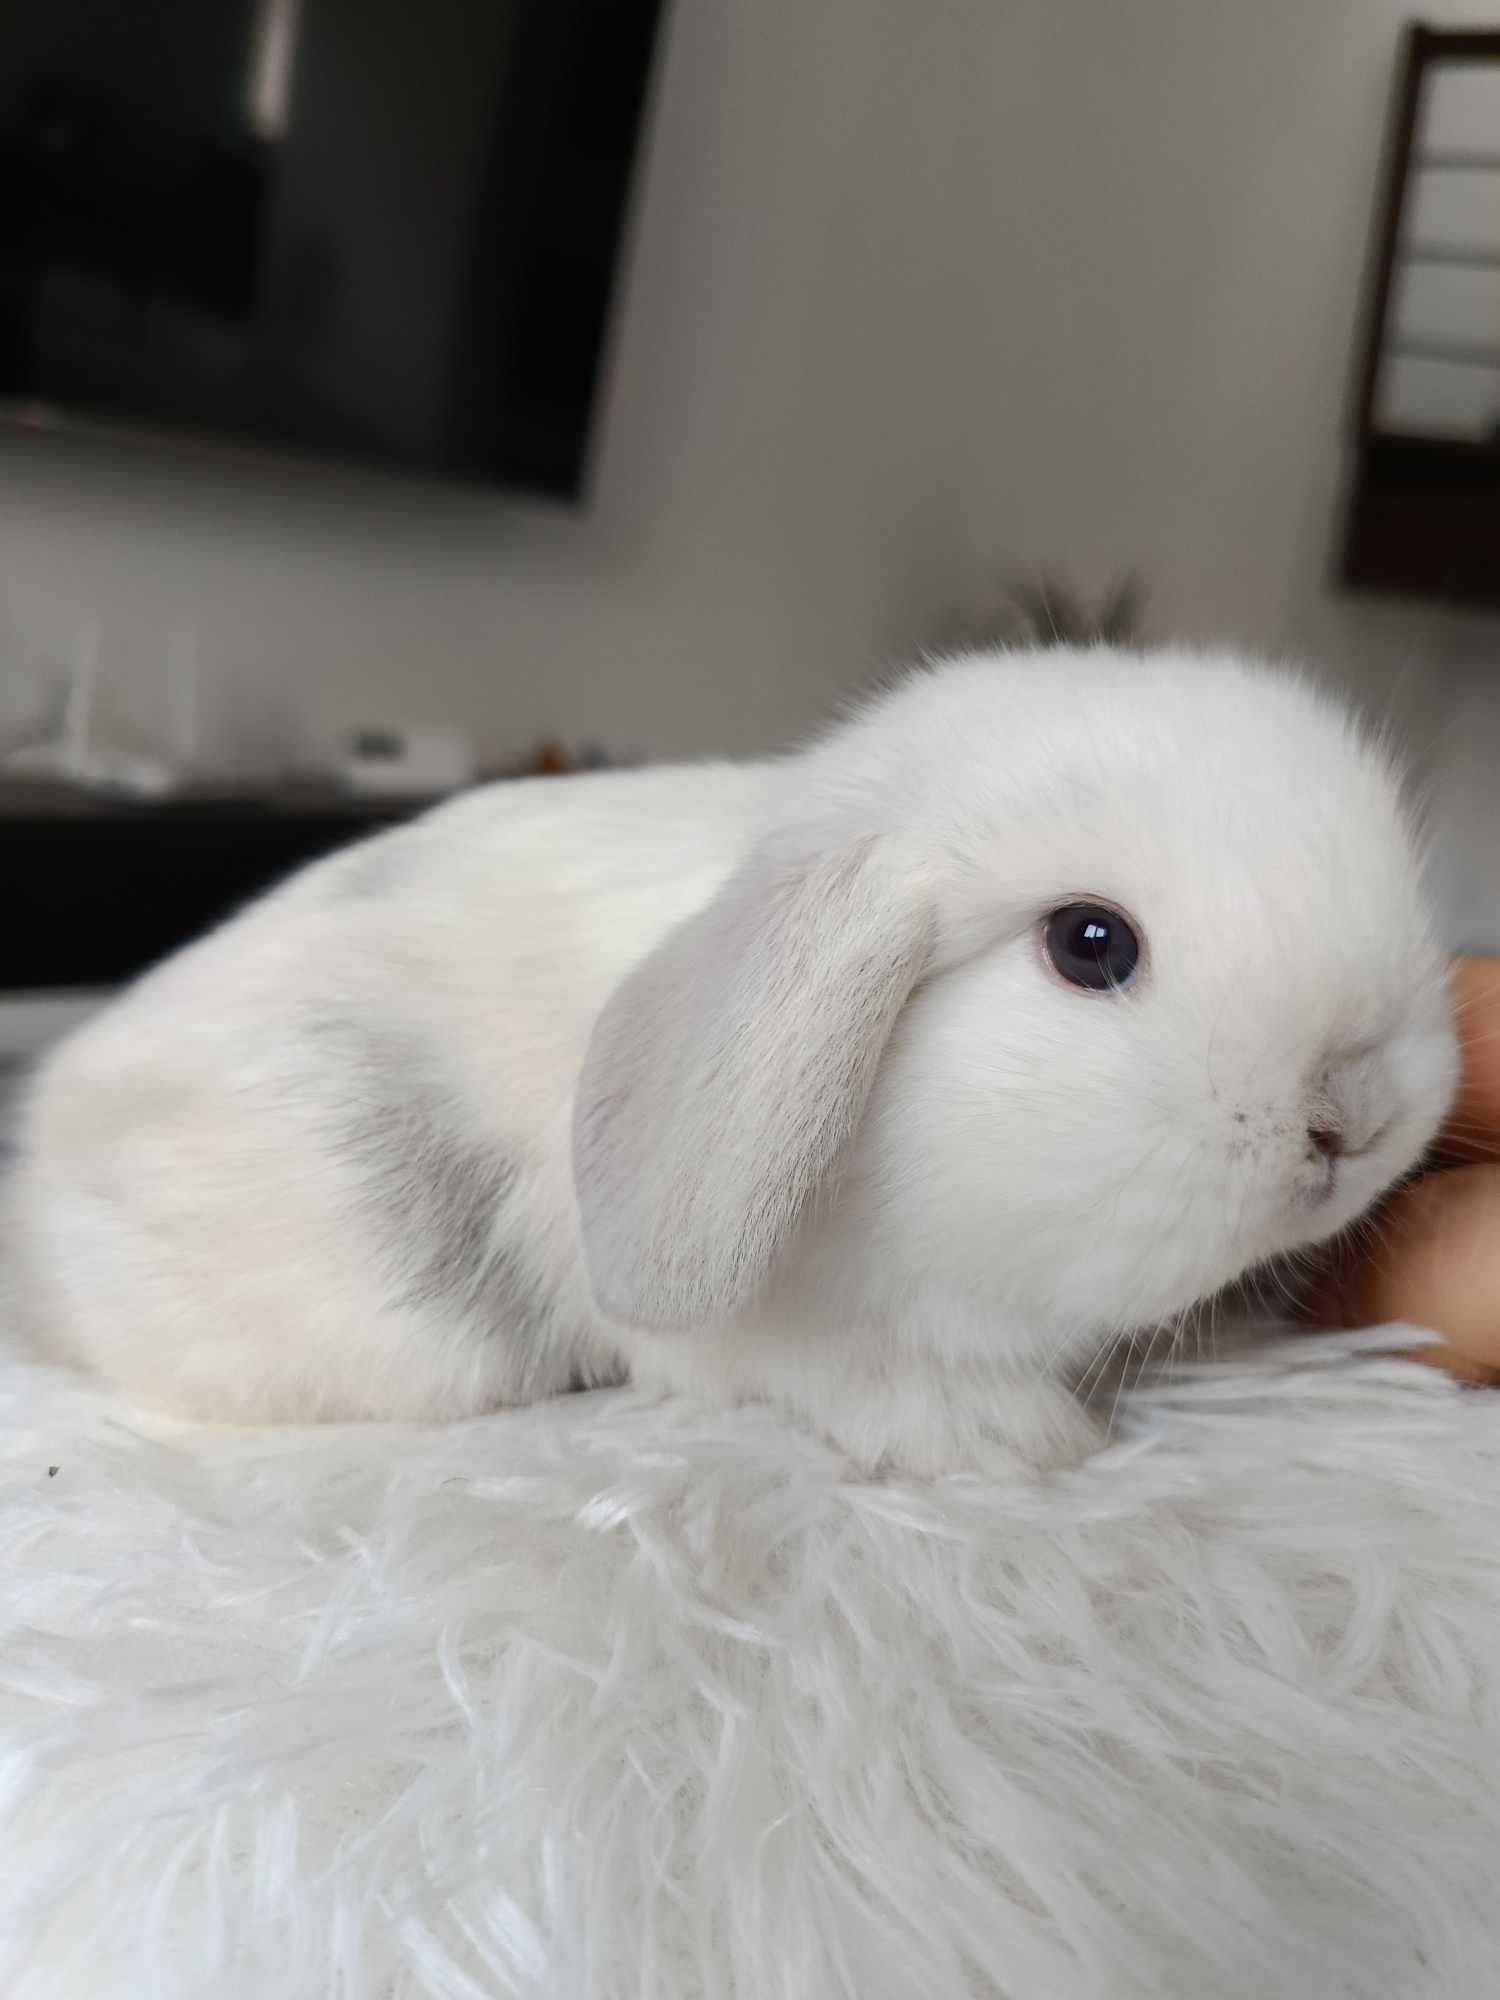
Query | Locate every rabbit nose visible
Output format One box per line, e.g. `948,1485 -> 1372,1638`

1307,1124 -> 1344,1162
1307,1047 -> 1391,1160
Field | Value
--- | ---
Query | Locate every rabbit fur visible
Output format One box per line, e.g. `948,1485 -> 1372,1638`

5,647 -> 1458,1474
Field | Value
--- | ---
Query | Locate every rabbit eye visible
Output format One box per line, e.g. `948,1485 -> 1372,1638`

1045,902 -> 1140,992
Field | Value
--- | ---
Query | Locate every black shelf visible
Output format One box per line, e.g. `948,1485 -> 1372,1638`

1341,24 -> 1500,608
0,786 -> 432,990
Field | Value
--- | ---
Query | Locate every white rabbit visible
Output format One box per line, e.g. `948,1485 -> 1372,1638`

5,648 -> 1458,1474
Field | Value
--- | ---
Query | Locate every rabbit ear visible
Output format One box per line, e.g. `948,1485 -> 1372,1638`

573,836 -> 934,1330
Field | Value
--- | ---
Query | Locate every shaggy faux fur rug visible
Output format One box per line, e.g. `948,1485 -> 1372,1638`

3,1334 -> 1500,2000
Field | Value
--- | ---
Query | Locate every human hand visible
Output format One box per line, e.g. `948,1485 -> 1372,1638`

1306,958 -> 1500,1381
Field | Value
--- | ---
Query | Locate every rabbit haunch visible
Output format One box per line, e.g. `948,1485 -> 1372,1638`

5,648 -> 1457,1473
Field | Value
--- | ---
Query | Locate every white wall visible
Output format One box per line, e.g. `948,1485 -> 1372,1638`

941,1 -> 1493,660
2,0 -> 1498,938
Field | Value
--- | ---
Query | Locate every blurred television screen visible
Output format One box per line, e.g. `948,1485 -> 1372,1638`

0,0 -> 664,496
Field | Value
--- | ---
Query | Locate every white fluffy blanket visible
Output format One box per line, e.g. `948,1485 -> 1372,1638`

4,1335 -> 1500,2000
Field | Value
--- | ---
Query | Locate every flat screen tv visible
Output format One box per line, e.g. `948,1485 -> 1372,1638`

0,0 -> 665,497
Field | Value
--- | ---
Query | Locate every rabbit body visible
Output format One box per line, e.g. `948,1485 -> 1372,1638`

7,649 -> 1458,1473
8,762 -> 770,1422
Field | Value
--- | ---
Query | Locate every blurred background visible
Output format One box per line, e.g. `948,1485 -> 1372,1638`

2,0 -> 1500,1059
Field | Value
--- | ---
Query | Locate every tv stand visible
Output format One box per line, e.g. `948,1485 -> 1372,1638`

2,785 -> 432,991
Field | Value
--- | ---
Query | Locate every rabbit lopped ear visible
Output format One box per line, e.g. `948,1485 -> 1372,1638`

572,836 -> 934,1330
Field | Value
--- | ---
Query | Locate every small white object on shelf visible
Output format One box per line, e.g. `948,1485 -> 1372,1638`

1,617 -> 180,798
335,720 -> 476,799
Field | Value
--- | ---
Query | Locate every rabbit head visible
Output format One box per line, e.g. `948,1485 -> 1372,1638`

574,649 -> 1457,1372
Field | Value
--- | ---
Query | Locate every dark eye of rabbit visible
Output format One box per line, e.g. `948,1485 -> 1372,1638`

1045,903 -> 1140,992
